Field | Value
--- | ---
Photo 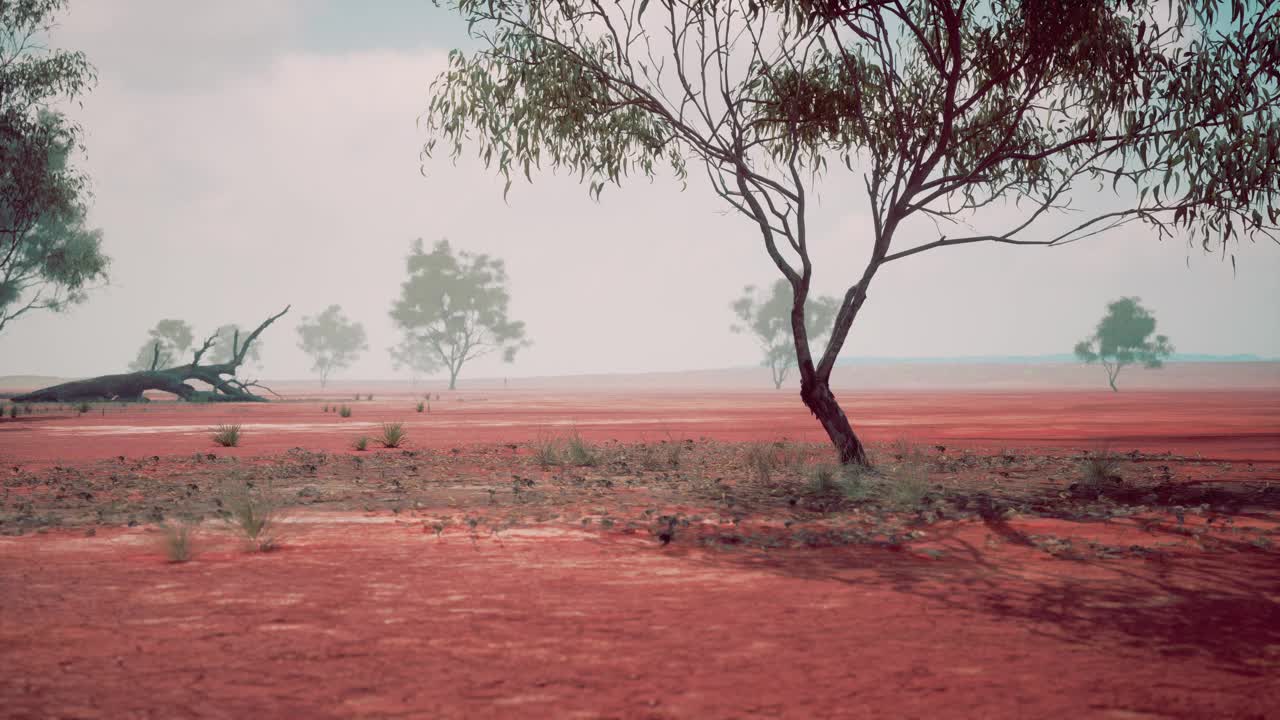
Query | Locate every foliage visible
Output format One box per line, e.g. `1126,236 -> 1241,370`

338,405 -> 352,418
159,518 -> 197,563
379,422 -> 406,448
0,0 -> 107,336
389,238 -> 529,390
732,279 -> 839,389
127,319 -> 194,371
212,424 -> 241,447
566,431 -> 599,466
425,0 -> 1280,466
1074,297 -> 1174,390
296,304 -> 368,387
351,435 -> 369,451
389,333 -> 440,384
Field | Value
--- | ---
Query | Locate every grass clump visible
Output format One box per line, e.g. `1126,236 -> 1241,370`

532,433 -> 562,468
1079,448 -> 1122,487
220,479 -> 280,552
159,518 -> 198,563
211,424 -> 242,447
352,436 -> 369,451
416,402 -> 425,413
338,405 -> 353,418
566,432 -> 599,467
379,422 -> 406,448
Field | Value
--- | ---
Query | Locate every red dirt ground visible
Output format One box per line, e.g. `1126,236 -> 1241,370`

1,388 -> 1277,465
1,389 -> 1278,718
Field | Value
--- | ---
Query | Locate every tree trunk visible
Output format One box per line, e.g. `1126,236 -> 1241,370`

448,369 -> 458,390
799,373 -> 868,466
13,307 -> 289,403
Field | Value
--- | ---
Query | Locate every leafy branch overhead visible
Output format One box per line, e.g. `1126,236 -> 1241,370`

425,0 -> 1280,465
390,238 -> 529,390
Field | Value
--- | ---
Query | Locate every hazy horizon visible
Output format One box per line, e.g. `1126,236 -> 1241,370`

2,0 -> 1278,384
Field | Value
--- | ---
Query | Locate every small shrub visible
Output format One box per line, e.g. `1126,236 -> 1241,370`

1079,448 -> 1122,487
212,424 -> 242,447
881,458 -> 931,508
416,402 -> 425,413
323,404 -> 330,413
159,519 -> 197,563
566,432 -> 598,467
351,436 -> 369,451
366,394 -> 374,401
354,393 -> 361,401
379,422 -> 406,448
532,434 -> 562,468
76,402 -> 92,414
220,479 -> 279,552
338,405 -> 352,418
745,442 -> 779,483
807,463 -> 841,496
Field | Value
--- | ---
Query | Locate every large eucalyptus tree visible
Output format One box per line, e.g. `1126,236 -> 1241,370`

424,0 -> 1280,465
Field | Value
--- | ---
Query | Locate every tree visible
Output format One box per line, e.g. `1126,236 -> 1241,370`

389,238 -> 528,390
127,319 -> 195,371
1074,297 -> 1174,391
1,0 -> 107,336
425,0 -> 1280,465
15,307 -> 290,402
296,305 -> 368,387
209,324 -> 263,367
389,334 -> 439,386
732,279 -> 839,389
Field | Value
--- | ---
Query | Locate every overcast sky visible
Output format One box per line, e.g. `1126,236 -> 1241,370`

2,0 -> 1277,381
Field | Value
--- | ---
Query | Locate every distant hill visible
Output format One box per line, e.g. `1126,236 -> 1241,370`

835,353 -> 1274,365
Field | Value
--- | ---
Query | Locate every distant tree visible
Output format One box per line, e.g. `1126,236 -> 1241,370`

209,324 -> 264,368
127,319 -> 194,371
390,238 -> 528,390
1075,297 -> 1174,392
1,1 -> 107,336
425,0 -> 1280,467
296,305 -> 368,387
389,334 -> 439,386
732,280 -> 839,390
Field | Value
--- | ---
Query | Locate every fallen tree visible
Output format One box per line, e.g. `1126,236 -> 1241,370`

13,307 -> 290,403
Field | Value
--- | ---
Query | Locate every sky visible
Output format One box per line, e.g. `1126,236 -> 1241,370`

1,0 -> 1277,382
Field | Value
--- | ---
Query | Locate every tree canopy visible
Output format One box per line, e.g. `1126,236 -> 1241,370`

1,0 -> 107,336
209,324 -> 265,368
1075,296 -> 1174,391
732,279 -> 839,389
425,0 -> 1280,465
296,305 -> 368,387
127,318 -> 195,371
389,238 -> 528,390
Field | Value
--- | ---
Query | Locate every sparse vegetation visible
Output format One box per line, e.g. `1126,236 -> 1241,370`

211,424 -> 241,447
366,394 -> 374,401
220,479 -> 279,552
158,518 -> 197,563
566,432 -> 598,467
379,422 -> 406,448
1079,448 -> 1123,488
338,405 -> 352,418
532,433 -> 562,468
416,402 -> 424,413
351,436 -> 369,451
76,401 -> 91,414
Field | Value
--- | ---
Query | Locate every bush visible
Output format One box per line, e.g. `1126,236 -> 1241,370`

212,424 -> 241,447
1079,448 -> 1121,487
220,479 -> 279,552
566,432 -> 599,467
366,394 -> 374,401
379,422 -> 406,448
532,433 -> 561,468
351,436 -> 369,451
416,402 -> 425,413
76,402 -> 91,414
159,519 -> 197,563
338,405 -> 352,418
323,404 -> 330,413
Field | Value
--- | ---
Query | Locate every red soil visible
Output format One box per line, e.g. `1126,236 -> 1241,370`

2,389 -> 1277,466
2,389 -> 1277,718
2,516 -> 1277,719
